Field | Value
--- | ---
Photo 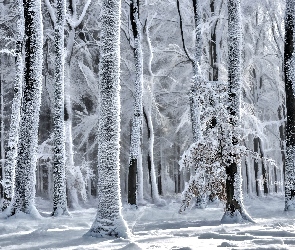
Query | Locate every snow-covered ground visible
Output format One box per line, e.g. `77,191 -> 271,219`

1,194 -> 295,249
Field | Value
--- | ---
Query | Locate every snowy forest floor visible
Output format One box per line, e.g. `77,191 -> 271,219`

1,194 -> 295,249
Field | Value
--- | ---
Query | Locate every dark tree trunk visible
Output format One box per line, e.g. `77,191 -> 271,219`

144,108 -> 152,196
158,164 -> 162,195
0,65 -> 3,199
128,0 -> 143,206
258,138 -> 268,195
254,138 -> 260,196
209,0 -> 218,81
284,0 -> 295,211
128,158 -> 137,205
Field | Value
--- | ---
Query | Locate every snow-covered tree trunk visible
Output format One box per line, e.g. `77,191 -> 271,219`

45,0 -> 91,208
284,0 -> 295,211
0,59 -> 3,199
128,0 -> 144,206
51,0 -> 69,216
190,0 -> 202,143
221,0 -> 253,223
1,1 -> 24,211
87,0 -> 130,238
6,0 -> 43,216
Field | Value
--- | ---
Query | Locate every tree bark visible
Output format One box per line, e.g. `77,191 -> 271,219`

87,0 -> 130,238
209,0 -> 218,81
1,1 -> 24,211
128,0 -> 144,206
7,0 -> 43,216
222,0 -> 253,223
284,0 -> 295,211
51,0 -> 69,216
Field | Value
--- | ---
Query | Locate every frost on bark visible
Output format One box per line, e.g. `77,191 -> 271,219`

51,0 -> 69,216
1,1 -> 24,211
87,0 -> 130,238
284,0 -> 295,211
128,0 -> 144,206
221,0 -> 253,223
6,0 -> 43,216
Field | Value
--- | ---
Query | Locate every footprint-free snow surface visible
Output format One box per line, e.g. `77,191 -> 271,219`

1,194 -> 295,249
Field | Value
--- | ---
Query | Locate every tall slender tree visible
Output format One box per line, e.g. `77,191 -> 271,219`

221,0 -> 253,222
45,0 -> 92,208
51,0 -> 69,216
87,0 -> 130,237
190,0 -> 203,143
176,0 -> 202,143
284,0 -> 295,211
1,1 -> 24,210
64,0 -> 91,208
6,0 -> 43,216
142,17 -> 165,206
128,0 -> 144,206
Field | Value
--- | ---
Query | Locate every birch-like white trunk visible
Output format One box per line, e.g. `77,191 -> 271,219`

87,0 -> 130,238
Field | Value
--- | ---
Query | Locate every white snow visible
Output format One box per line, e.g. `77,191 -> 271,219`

1,194 -> 295,249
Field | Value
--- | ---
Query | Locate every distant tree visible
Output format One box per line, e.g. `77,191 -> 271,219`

63,0 -> 91,208
284,0 -> 295,211
1,1 -> 24,211
142,16 -> 166,206
221,0 -> 253,222
128,0 -> 144,206
6,0 -> 43,216
87,0 -> 130,237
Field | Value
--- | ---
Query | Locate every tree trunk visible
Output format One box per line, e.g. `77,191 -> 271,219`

254,137 -> 260,196
258,138 -> 268,195
278,105 -> 285,194
209,0 -> 218,81
0,61 -> 3,199
51,0 -> 69,216
87,0 -> 130,238
7,0 -> 43,217
143,107 -> 162,204
284,0 -> 295,211
1,1 -> 24,210
190,0 -> 202,143
142,19 -> 165,206
222,0 -> 253,223
128,0 -> 144,206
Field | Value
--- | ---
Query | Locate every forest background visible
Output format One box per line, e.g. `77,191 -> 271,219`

0,0 -> 285,211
